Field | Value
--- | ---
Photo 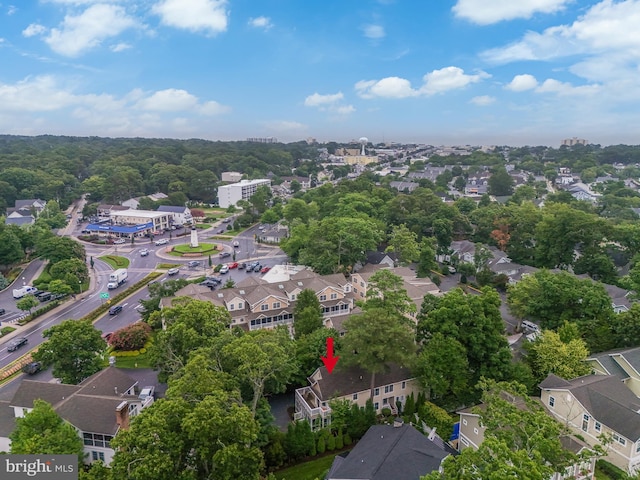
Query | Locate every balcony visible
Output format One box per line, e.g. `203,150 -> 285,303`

294,386 -> 331,430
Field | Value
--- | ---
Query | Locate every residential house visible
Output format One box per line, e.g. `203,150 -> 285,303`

458,392 -> 596,479
436,240 -> 476,265
121,192 -> 168,209
587,346 -> 640,397
326,421 -> 454,480
365,250 -> 398,268
294,364 -> 420,430
5,367 -> 152,466
97,204 -> 129,218
165,268 -> 354,332
256,222 -> 289,244
157,205 -> 193,225
540,373 -> 640,474
389,181 -> 419,193
565,183 -> 601,203
464,175 -> 489,196
4,198 -> 46,225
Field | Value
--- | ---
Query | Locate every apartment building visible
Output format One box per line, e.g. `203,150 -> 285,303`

217,179 -> 271,208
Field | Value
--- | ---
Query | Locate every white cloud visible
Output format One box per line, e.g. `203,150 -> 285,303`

356,67 -> 489,99
198,100 -> 231,115
44,4 -> 138,57
452,0 -> 572,25
362,24 -> 385,39
470,95 -> 496,106
333,105 -> 355,115
110,42 -> 131,52
535,78 -> 600,95
248,16 -> 273,30
355,77 -> 416,99
0,75 -> 79,111
7,5 -> 17,15
152,0 -> 228,35
420,66 -> 490,95
304,92 -> 344,107
135,88 -> 228,114
506,74 -> 538,91
23,23 -> 47,37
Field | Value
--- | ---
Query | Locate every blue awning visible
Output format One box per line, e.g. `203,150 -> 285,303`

85,222 -> 154,234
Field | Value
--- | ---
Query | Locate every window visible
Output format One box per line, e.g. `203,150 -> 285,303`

238,302 -> 243,309
91,451 -> 105,462
360,292 -> 364,297
548,396 -> 555,408
401,381 -> 406,389
595,421 -> 601,432
460,437 -> 469,446
360,281 -> 364,287
353,393 -> 358,400
473,428 -> 479,435
582,414 -> 590,432
319,295 -> 326,301
384,385 -> 394,394
374,402 -> 379,410
374,388 -> 380,396
273,302 -> 281,309
619,437 -> 627,446
330,293 -> 337,300
291,295 -> 296,301
462,419 -> 467,426
636,441 -> 640,454
261,304 -> 268,311
229,304 -> 234,311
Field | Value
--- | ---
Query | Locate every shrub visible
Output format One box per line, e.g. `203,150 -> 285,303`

343,433 -> 352,446
335,430 -> 344,449
381,407 -> 392,417
326,434 -> 336,451
596,459 -> 629,480
317,436 -> 326,454
110,322 -> 152,351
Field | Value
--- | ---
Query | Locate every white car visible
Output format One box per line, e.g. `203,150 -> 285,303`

155,238 -> 169,246
167,267 -> 179,276
113,238 -> 126,244
140,248 -> 149,256
219,265 -> 229,274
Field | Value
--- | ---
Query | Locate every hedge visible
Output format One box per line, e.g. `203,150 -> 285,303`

17,301 -> 62,326
596,459 -> 629,480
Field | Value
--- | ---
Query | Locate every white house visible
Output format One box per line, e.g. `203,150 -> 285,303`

157,205 -> 193,225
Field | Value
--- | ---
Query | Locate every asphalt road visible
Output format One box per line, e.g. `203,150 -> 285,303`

0,217 -> 286,374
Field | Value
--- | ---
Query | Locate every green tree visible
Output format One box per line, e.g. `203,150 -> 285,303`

48,279 -> 74,296
524,330 -> 591,384
294,328 -> 341,385
36,235 -> 85,264
363,269 -> 416,317
49,258 -> 89,283
16,295 -> 39,315
293,289 -> 324,339
33,320 -> 105,384
387,224 -> 420,265
10,399 -> 84,461
342,307 -> 416,399
0,228 -> 25,266
417,237 -> 437,278
488,166 -> 515,196
149,299 -> 231,382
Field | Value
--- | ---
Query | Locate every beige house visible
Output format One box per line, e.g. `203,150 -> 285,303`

294,364 -> 420,431
458,394 -> 596,479
166,269 -> 354,332
3,368 -> 152,466
110,209 -> 172,232
587,346 -> 640,396
540,373 -> 640,474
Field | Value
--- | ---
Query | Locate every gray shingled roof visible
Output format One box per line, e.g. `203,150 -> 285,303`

157,205 -> 188,213
10,381 -> 81,409
77,366 -> 137,396
55,395 -> 136,436
541,374 -> 640,441
313,364 -> 413,401
326,424 -> 451,480
0,401 -> 17,438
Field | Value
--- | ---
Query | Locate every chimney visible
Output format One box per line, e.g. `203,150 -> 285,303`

393,417 -> 404,428
114,386 -> 118,395
115,401 -> 130,430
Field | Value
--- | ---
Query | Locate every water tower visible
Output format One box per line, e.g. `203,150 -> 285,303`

359,137 -> 368,156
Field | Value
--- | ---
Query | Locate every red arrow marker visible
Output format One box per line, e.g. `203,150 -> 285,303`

321,337 -> 339,374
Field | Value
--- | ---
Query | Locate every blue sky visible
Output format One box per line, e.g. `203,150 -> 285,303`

1,0 -> 639,146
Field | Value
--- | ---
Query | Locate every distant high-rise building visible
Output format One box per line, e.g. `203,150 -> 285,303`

562,137 -> 588,146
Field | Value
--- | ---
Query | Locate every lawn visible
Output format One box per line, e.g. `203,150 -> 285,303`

273,453 -> 340,480
172,243 -> 217,255
99,255 -> 130,269
113,353 -> 151,369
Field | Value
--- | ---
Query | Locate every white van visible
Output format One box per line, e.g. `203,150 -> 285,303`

521,320 -> 540,332
13,286 -> 37,299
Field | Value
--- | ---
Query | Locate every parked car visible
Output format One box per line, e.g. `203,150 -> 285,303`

113,238 -> 126,244
219,265 -> 230,274
50,293 -> 67,301
0,308 -> 5,315
219,252 -> 231,258
108,305 -> 123,315
187,260 -> 200,268
228,262 -> 238,269
167,267 -> 180,276
139,386 -> 155,401
261,266 -> 271,274
35,291 -> 52,302
199,279 -> 218,289
222,218 -> 231,223
205,276 -> 222,285
521,320 -> 540,332
22,362 -> 41,375
238,263 -> 246,270
7,337 -> 28,352
155,238 -> 169,246
140,248 -> 149,256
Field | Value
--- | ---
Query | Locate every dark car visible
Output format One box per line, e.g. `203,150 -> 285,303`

199,279 -> 218,289
205,277 -> 222,285
50,293 -> 67,301
0,308 -> 5,315
108,305 -> 123,315
22,362 -> 41,375
238,263 -> 246,270
187,260 -> 200,268
7,337 -> 28,352
219,252 -> 231,258
35,291 -> 52,302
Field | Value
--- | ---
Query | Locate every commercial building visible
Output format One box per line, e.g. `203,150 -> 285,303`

217,179 -> 271,208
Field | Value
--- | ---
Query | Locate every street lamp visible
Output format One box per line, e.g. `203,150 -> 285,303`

79,280 -> 83,295
22,276 -> 25,286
